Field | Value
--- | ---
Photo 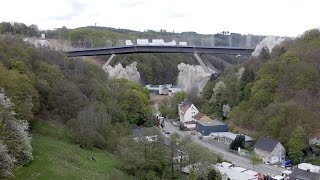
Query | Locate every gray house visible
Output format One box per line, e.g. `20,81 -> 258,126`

196,117 -> 228,136
253,137 -> 286,164
289,168 -> 320,180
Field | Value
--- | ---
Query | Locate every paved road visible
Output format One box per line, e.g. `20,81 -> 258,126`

163,120 -> 285,176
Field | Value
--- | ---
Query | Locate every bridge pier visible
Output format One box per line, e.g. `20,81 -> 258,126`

105,54 -> 116,66
102,54 -> 116,70
194,53 -> 210,73
200,54 -> 219,73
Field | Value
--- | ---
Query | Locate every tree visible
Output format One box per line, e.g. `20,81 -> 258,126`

259,46 -> 270,62
159,98 -> 170,117
229,134 -> 245,150
207,168 -> 222,180
250,151 -> 261,170
189,169 -> 197,180
183,142 -> 220,179
0,142 -> 15,178
288,126 -> 306,164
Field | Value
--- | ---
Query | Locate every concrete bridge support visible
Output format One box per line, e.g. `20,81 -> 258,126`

102,54 -> 116,70
194,53 -> 210,73
105,54 -> 116,66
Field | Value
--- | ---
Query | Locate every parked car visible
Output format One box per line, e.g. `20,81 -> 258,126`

281,160 -> 292,168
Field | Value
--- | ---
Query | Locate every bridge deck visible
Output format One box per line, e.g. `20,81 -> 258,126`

65,45 -> 254,57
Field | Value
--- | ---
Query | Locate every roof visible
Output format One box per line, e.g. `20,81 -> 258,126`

254,137 -> 280,152
181,100 -> 192,107
193,112 -> 204,120
214,164 -> 257,180
298,163 -> 320,173
289,168 -> 320,180
185,121 -> 196,124
311,129 -> 320,137
210,132 -> 253,141
180,101 -> 192,113
197,119 -> 226,126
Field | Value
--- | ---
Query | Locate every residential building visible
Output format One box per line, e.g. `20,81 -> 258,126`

289,168 -> 320,180
253,137 -> 286,164
145,84 -> 182,95
210,132 -> 254,147
309,134 -> 320,145
196,116 -> 228,136
178,101 -> 199,129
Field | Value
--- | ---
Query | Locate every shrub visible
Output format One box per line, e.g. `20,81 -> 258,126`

0,141 -> 16,178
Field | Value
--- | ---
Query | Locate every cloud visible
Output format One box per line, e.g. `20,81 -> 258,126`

168,12 -> 191,19
119,0 -> 144,8
0,0 -> 319,37
47,0 -> 86,21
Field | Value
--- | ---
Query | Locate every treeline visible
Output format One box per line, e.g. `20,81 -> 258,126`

117,131 -> 222,179
200,29 -> 320,164
0,36 -> 153,178
0,22 -> 39,37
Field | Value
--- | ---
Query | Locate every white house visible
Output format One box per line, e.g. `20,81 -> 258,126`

178,101 -> 199,129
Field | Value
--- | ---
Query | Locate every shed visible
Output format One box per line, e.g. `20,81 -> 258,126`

196,117 -> 228,136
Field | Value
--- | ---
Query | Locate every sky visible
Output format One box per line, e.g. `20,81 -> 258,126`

0,0 -> 319,37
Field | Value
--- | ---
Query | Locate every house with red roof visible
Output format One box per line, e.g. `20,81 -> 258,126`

178,101 -> 199,129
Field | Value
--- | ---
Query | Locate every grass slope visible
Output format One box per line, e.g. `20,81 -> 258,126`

13,121 -> 130,180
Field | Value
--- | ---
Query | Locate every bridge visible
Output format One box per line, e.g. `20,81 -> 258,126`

65,45 -> 254,73
65,45 -> 254,57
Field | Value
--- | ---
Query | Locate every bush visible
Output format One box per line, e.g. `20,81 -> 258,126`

0,142 -> 16,178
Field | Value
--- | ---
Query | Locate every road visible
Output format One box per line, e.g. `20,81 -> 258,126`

163,119 -> 285,176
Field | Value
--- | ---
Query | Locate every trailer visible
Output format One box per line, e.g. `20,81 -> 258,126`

137,39 -> 149,45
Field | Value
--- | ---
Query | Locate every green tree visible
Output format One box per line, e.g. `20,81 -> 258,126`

288,126 -> 306,164
250,151 -> 261,170
229,134 -> 245,150
189,169 -> 197,180
207,168 -> 222,180
259,46 -> 270,62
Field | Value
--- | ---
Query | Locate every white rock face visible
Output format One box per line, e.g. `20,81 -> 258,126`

103,62 -> 141,83
252,36 -> 284,56
177,63 -> 214,94
24,38 -> 51,48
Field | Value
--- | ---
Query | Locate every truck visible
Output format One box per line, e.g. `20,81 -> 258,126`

137,39 -> 149,45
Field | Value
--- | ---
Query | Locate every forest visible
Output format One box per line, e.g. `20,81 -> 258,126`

0,36 -> 221,179
194,29 -> 320,164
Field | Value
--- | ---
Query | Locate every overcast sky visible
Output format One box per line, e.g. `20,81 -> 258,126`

0,0 -> 319,37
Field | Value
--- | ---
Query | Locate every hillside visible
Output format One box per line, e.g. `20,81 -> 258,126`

44,25 -> 266,49
13,121 -> 130,180
0,35 -> 154,179
1,22 -> 263,85
199,29 -> 320,164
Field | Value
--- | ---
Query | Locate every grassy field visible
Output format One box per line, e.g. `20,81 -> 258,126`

12,121 -> 131,180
